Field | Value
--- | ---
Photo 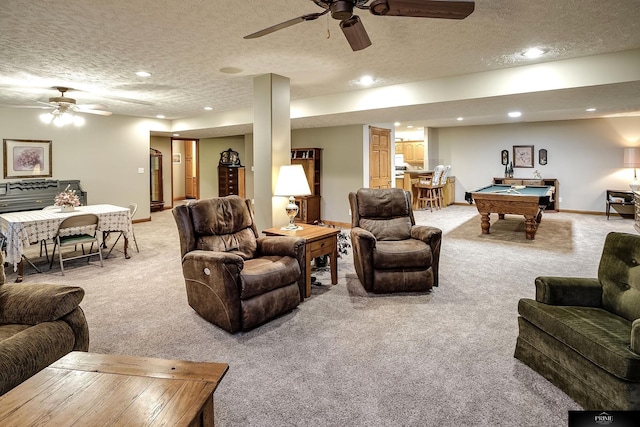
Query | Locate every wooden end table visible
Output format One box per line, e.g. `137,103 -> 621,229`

263,224 -> 339,298
0,352 -> 228,426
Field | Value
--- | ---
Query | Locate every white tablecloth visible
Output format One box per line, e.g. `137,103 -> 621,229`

0,204 -> 132,270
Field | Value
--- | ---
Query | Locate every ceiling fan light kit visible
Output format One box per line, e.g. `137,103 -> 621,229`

36,87 -> 112,127
340,16 -> 372,51
245,0 -> 475,51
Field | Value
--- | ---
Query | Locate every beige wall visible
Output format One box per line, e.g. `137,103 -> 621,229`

3,106 -> 639,223
0,107 -> 165,220
292,125 -> 364,224
435,116 -> 640,212
198,136 -> 246,199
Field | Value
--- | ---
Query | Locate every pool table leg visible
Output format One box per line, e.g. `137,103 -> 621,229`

524,215 -> 537,240
480,213 -> 491,234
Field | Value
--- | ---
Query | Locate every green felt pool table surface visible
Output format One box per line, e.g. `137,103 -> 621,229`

472,184 -> 553,196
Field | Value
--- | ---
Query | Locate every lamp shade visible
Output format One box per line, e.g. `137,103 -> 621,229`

274,164 -> 311,197
624,147 -> 640,167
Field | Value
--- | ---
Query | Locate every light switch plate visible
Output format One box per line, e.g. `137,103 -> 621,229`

138,168 -> 144,174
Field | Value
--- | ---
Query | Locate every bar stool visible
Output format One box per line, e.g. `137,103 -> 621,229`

416,176 -> 440,211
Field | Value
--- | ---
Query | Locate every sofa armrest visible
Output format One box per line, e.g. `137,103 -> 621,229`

535,276 -> 602,306
631,319 -> 640,354
257,236 -> 305,258
181,250 -> 245,332
257,236 -> 306,300
0,284 -> 85,325
411,225 -> 443,287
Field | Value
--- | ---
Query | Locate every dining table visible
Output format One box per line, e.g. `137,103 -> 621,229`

0,204 -> 133,282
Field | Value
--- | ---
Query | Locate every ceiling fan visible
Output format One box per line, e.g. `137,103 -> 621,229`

39,86 -> 113,116
244,0 -> 475,51
35,86 -> 112,126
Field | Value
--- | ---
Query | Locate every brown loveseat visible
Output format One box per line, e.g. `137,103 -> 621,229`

348,188 -> 442,293
0,261 -> 89,395
173,196 -> 306,333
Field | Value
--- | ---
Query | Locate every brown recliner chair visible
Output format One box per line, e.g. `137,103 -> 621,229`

172,196 -> 306,333
348,188 -> 442,293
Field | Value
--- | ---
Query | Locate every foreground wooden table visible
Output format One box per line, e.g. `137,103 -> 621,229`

0,352 -> 228,426
263,224 -> 339,298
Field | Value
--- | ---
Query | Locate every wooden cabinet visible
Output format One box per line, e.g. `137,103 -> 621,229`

396,141 -> 424,164
218,165 -> 245,198
291,148 -> 322,224
493,177 -> 559,212
442,177 -> 456,206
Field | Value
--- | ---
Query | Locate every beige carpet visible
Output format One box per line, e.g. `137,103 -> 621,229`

5,204 -> 637,426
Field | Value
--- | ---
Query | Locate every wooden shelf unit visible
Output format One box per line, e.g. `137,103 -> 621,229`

291,148 -> 322,224
218,165 -> 245,198
493,177 -> 559,212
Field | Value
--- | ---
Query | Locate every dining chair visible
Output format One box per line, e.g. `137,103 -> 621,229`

49,214 -> 103,275
105,203 -> 139,258
39,205 -> 59,261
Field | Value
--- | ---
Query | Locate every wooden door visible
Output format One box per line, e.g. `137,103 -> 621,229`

369,127 -> 391,189
184,140 -> 198,199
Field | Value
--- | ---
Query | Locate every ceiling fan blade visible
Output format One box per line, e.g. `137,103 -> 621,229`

244,11 -> 328,39
77,103 -> 109,110
340,15 -> 372,51
369,0 -> 475,20
78,109 -> 112,116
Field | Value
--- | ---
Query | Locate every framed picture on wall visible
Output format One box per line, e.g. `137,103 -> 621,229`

513,145 -> 534,168
3,139 -> 52,179
172,153 -> 181,164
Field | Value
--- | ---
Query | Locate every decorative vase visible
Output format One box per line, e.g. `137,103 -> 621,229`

60,205 -> 75,213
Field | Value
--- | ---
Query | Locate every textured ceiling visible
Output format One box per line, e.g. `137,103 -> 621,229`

1,0 -> 640,137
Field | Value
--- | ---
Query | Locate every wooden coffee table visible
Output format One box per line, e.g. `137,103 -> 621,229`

263,224 -> 339,298
0,352 -> 228,426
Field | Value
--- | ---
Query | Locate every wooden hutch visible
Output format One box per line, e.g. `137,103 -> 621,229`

218,148 -> 245,198
291,148 -> 321,224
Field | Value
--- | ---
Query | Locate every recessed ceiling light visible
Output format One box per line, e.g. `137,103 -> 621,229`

173,133 -> 180,137
457,117 -> 464,121
521,47 -> 546,59
204,106 -> 213,111
586,108 -> 597,112
156,114 -> 165,119
508,111 -> 522,118
394,122 -> 401,126
407,125 -> 413,129
359,75 -> 375,86
136,71 -> 151,77
219,67 -> 243,74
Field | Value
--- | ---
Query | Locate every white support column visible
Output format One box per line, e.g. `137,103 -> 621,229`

252,74 -> 291,232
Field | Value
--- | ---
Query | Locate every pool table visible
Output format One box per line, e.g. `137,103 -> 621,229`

465,184 -> 555,240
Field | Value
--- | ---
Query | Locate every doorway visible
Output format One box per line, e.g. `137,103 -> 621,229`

171,138 -> 199,202
369,126 -> 392,189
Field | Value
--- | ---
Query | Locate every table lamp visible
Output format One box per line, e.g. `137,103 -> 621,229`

274,164 -> 312,230
624,147 -> 640,191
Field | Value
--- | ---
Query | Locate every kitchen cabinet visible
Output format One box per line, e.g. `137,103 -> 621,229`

396,141 -> 425,164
